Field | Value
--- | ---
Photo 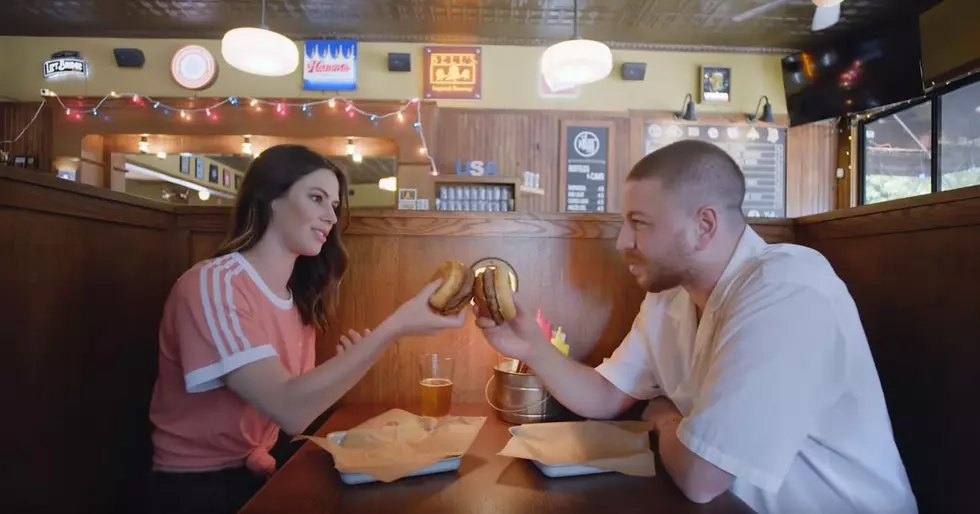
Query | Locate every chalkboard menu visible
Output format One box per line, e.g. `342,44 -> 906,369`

643,122 -> 787,218
563,124 -> 609,213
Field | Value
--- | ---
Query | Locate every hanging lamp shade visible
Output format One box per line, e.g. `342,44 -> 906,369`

540,38 -> 613,90
221,27 -> 299,77
811,0 -> 843,31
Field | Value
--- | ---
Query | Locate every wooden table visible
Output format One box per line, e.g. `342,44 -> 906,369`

240,404 -> 754,514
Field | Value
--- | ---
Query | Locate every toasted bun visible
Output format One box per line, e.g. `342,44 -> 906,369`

474,267 -> 516,325
427,260 -> 474,315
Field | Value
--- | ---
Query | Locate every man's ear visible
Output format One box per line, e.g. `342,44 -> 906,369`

694,205 -> 719,251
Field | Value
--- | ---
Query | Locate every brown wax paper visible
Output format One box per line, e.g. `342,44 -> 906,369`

295,409 -> 486,483
498,420 -> 657,477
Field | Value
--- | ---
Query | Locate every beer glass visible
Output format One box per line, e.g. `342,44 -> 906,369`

418,353 -> 454,417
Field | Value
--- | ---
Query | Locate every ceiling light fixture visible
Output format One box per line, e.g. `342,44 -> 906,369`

378,176 -> 397,192
811,0 -> 843,32
345,138 -> 355,156
540,0 -> 612,90
221,0 -> 298,77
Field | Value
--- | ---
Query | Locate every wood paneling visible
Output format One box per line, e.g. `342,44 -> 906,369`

0,166 -> 178,514
432,108 -> 632,213
786,120 -> 838,216
795,185 -> 980,514
0,102 -> 53,173
433,108 -> 836,216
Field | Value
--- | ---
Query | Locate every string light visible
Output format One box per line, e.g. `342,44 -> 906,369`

2,91 -> 438,174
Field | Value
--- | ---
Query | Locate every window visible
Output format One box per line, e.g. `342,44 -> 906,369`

860,74 -> 980,205
862,101 -> 933,204
939,80 -> 980,191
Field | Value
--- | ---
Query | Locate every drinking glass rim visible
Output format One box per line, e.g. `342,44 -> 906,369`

419,352 -> 453,362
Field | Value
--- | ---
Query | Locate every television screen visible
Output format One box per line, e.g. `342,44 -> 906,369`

920,0 -> 980,89
781,18 -> 924,127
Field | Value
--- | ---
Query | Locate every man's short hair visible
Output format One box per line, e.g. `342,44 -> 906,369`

627,140 -> 746,215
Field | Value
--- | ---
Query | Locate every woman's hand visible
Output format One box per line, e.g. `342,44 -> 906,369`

385,279 -> 467,337
336,328 -> 370,354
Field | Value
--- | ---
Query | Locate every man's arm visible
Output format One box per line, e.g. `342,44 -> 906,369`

643,398 -> 734,503
524,341 -> 636,420
225,320 -> 400,434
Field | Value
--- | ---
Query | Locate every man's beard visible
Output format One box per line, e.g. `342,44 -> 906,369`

626,240 -> 693,293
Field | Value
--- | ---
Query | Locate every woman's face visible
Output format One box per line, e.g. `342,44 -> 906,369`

269,168 -> 340,256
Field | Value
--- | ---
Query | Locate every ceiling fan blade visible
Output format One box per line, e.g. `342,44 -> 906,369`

731,0 -> 792,23
811,4 -> 842,31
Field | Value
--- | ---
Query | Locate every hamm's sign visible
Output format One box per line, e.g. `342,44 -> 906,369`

303,40 -> 358,91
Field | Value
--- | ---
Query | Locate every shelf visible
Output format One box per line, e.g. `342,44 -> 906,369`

433,175 -> 519,185
519,186 -> 545,196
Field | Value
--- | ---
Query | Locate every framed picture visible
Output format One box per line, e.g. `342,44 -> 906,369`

208,164 -> 219,184
179,155 -> 191,174
195,158 -> 205,180
222,168 -> 231,187
234,174 -> 242,190
700,65 -> 731,103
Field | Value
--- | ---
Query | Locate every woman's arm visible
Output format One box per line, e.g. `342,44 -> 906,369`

223,280 -> 465,434
225,319 -> 400,434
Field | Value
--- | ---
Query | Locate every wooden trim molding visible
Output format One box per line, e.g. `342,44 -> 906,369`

795,184 -> 980,241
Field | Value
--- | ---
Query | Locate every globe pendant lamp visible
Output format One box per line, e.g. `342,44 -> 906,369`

221,0 -> 298,77
540,0 -> 612,90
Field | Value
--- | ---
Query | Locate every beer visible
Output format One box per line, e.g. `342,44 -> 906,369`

419,377 -> 453,417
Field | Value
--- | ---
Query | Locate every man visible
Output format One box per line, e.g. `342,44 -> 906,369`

474,140 -> 917,514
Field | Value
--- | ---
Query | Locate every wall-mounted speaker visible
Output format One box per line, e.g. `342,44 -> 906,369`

113,48 -> 145,68
621,62 -> 646,81
388,52 -> 411,72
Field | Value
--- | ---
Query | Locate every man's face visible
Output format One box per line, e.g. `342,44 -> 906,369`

615,178 -> 697,293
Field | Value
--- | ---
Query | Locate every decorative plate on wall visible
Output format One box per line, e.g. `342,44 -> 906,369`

171,45 -> 218,90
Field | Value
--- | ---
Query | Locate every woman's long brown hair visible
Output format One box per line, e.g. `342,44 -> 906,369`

213,144 -> 349,334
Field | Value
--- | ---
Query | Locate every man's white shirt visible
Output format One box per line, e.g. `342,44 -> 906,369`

596,226 -> 917,514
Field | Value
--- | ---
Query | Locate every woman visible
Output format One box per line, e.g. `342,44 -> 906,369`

145,145 -> 465,514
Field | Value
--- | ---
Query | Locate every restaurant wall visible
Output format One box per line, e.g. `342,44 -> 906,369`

0,37 -> 843,215
0,36 -> 786,114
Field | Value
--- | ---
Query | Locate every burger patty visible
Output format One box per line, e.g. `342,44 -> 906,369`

483,268 -> 504,325
443,269 -> 475,311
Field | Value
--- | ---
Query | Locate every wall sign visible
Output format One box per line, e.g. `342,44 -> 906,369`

303,40 -> 358,91
643,121 -> 786,218
455,160 -> 498,176
561,122 -> 611,213
170,45 -> 218,90
423,46 -> 482,100
43,53 -> 87,79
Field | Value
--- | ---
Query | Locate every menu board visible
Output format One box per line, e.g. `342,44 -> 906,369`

563,125 -> 609,213
643,122 -> 787,218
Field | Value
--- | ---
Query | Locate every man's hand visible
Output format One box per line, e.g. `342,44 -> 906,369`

472,292 -> 551,364
642,396 -> 684,434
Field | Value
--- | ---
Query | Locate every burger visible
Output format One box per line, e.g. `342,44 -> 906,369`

473,266 -> 516,326
427,260 -> 475,315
